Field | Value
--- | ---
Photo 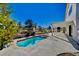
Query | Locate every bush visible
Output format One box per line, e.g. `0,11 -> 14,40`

0,4 -> 20,50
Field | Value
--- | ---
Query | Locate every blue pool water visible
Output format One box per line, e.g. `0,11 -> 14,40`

16,36 -> 46,48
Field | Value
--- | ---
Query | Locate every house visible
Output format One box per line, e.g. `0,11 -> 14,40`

52,3 -> 79,42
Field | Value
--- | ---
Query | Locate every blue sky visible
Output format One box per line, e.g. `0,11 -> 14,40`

10,3 -> 66,28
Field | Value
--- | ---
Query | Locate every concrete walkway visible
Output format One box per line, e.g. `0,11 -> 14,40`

0,33 -> 79,56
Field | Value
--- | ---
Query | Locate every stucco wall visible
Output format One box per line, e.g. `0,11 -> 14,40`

65,4 -> 76,26
65,3 -> 78,42
52,21 -> 75,36
76,4 -> 79,30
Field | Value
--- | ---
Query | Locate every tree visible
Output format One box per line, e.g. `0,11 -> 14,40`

47,26 -> 52,33
0,4 -> 19,50
38,26 -> 43,32
18,22 -> 22,29
25,19 -> 36,36
48,26 -> 51,30
25,19 -> 33,31
25,19 -> 33,28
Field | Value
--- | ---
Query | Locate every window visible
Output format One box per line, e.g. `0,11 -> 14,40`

69,5 -> 72,16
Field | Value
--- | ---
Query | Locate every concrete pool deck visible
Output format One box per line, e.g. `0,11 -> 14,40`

0,33 -> 79,56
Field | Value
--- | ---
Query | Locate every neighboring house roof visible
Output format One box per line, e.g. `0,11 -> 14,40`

52,21 -> 74,28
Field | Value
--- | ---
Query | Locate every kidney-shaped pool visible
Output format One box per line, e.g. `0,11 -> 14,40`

16,36 -> 46,48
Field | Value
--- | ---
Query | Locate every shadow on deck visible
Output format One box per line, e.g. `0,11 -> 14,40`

65,34 -> 79,50
53,35 -> 70,43
53,33 -> 79,50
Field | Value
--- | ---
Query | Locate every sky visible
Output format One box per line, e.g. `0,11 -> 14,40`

10,3 -> 66,28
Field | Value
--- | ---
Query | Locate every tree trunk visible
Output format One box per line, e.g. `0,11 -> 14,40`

0,40 -> 3,50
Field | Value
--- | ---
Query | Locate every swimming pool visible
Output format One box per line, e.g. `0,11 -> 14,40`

16,36 -> 46,48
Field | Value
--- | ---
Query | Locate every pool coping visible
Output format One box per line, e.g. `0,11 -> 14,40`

13,36 -> 48,50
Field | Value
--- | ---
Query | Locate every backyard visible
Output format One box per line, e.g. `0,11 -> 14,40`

0,3 -> 79,56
